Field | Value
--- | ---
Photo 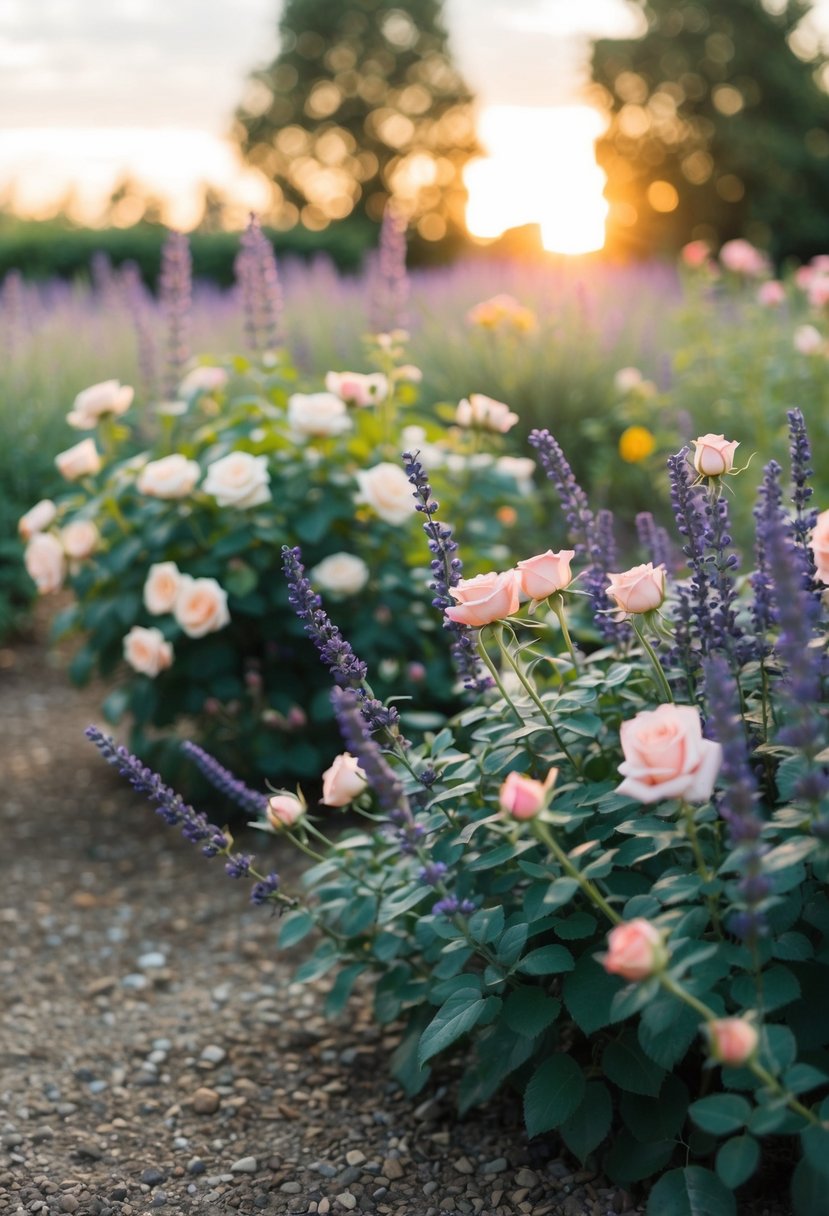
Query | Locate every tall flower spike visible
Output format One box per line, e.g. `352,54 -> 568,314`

750,460 -> 783,648
703,490 -> 743,666
636,511 -> 672,573
181,741 -> 269,820
159,230 -> 192,397
402,450 -> 491,694
235,214 -> 284,352
667,447 -> 712,655
281,546 -> 404,738
120,260 -> 159,402
786,408 -> 818,584
368,203 -> 409,333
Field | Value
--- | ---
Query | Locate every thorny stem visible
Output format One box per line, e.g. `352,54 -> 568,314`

631,615 -> 674,703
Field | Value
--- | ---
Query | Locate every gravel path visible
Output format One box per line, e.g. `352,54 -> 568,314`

0,620 -> 790,1215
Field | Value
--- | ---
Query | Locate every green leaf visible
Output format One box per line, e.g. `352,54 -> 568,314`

646,1167 -> 736,1216
517,944 -> 575,975
294,943 -> 338,983
497,923 -> 528,967
278,910 -> 315,948
468,905 -> 505,944
605,1132 -> 675,1184
560,1082 -> 612,1162
603,1030 -> 666,1097
784,1063 -> 829,1094
503,987 -> 561,1038
324,963 -> 365,1016
689,1094 -> 752,1136
801,1125 -> 829,1180
715,1136 -> 760,1189
523,1054 -> 586,1137
339,893 -> 378,938
556,911 -> 598,939
102,685 -> 129,724
792,1158 -> 827,1216
731,965 -> 800,1012
620,1075 -> 689,1144
390,1012 -> 432,1097
417,987 -> 486,1067
563,954 -> 619,1034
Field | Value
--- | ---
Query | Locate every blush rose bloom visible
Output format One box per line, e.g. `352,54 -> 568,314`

616,704 -> 722,805
516,550 -> 576,600
287,392 -> 351,437
705,1018 -> 759,1066
143,562 -> 183,615
202,451 -> 271,509
455,393 -> 519,433
681,240 -> 710,269
137,454 -> 201,499
355,463 -> 417,525
55,438 -> 101,481
692,433 -> 740,477
606,563 -> 666,614
123,626 -> 173,677
757,280 -> 785,308
445,570 -> 520,627
179,366 -> 229,397
174,576 -> 230,638
24,532 -> 66,594
811,509 -> 829,585
499,769 -> 558,820
603,919 -> 668,981
18,499 -> 57,540
266,793 -> 305,829
61,519 -> 99,560
321,753 -> 368,806
794,324 -> 825,356
719,239 -> 770,277
67,379 -> 134,429
311,552 -> 370,598
324,370 -> 388,407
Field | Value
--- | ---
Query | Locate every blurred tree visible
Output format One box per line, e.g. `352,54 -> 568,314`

233,0 -> 479,241
591,0 -> 829,260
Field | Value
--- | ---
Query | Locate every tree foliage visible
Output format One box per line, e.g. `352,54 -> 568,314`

233,0 -> 479,240
591,0 -> 829,259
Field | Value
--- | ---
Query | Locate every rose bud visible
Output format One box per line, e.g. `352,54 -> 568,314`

321,753 -> 368,807
499,769 -> 558,821
692,433 -> 739,477
606,563 -> 666,614
266,792 -> 305,829
516,550 -> 575,601
705,1018 -> 759,1067
603,919 -> 668,982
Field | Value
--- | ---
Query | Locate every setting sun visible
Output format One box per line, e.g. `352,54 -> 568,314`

464,105 -> 609,255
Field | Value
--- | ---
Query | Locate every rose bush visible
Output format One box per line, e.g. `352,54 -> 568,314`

94,408 -> 829,1213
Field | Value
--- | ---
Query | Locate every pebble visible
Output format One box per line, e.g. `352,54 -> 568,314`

382,1157 -> 404,1180
337,1193 -> 357,1211
230,1156 -> 258,1173
186,1159 -> 206,1175
482,1157 -> 508,1174
59,1197 -> 78,1213
138,951 -> 167,969
453,1157 -> 474,1175
200,1045 -> 226,1066
191,1088 -> 220,1115
345,1149 -> 366,1167
280,1181 -> 301,1194
141,1168 -> 167,1187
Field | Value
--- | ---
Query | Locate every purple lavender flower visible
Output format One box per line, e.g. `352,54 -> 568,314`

235,215 -> 284,352
159,230 -> 192,397
119,261 -> 159,402
181,740 -> 268,819
636,511 -> 672,572
368,203 -> 409,333
751,460 -> 783,647
250,873 -> 280,905
786,408 -> 818,584
419,861 -> 449,886
667,447 -> 712,660
703,491 -> 743,664
225,853 -> 253,878
432,895 -> 477,918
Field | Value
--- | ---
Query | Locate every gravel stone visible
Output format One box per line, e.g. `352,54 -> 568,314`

230,1156 -> 258,1173
191,1087 -> 221,1114
199,1044 -> 227,1065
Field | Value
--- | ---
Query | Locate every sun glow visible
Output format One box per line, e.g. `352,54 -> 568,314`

464,105 -> 609,255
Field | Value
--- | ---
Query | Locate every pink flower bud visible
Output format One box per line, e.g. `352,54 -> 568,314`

705,1018 -> 759,1067
692,433 -> 739,477
287,706 -> 307,729
266,792 -> 305,829
606,563 -> 666,614
603,919 -> 668,981
516,550 -> 576,600
499,769 -> 558,820
407,662 -> 427,683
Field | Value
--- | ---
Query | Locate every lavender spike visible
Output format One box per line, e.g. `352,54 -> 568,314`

181,740 -> 269,819
159,230 -> 192,397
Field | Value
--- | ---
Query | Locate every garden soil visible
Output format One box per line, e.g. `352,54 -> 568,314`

0,614 -> 791,1216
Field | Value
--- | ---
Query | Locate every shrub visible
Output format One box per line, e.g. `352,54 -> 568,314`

93,409 -> 829,1213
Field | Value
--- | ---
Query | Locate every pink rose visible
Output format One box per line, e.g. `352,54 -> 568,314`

174,576 -> 230,638
808,275 -> 829,310
324,370 -> 388,407
603,919 -> 668,981
757,280 -> 785,308
61,519 -> 99,560
19,499 -> 57,540
616,704 -> 722,804
137,454 -> 201,499
321,753 -> 368,807
681,240 -> 710,269
143,562 -> 183,615
810,509 -> 829,585
24,532 -> 66,594
123,625 -> 173,677
705,1018 -> 759,1066
67,379 -> 133,429
719,239 -> 770,278
692,433 -> 739,477
266,792 -> 305,829
606,563 -> 666,614
55,438 -> 101,481
516,550 -> 575,600
499,769 -> 558,820
445,570 -> 520,628
455,394 -> 518,433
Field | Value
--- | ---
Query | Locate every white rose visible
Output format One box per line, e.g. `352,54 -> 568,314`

174,576 -> 230,638
496,456 -> 536,494
143,562 -> 183,615
202,451 -> 271,509
287,392 -> 351,438
123,626 -> 174,677
18,499 -> 57,540
311,552 -> 370,598
61,519 -> 99,559
794,324 -> 825,356
355,463 -> 416,525
455,393 -> 518,433
67,380 -> 134,429
24,532 -> 66,594
137,454 -> 201,499
179,366 -> 229,397
55,438 -> 101,481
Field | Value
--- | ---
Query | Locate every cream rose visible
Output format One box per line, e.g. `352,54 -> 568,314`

179,366 -> 229,397
794,324 -> 824,356
67,379 -> 134,429
202,451 -> 271,509
355,463 -> 416,525
137,454 -> 201,499
705,1018 -> 759,1067
55,438 -> 101,481
692,433 -> 739,477
603,919 -> 668,981
143,562 -> 183,615
24,532 -> 66,594
18,499 -> 57,540
810,509 -> 829,585
324,371 -> 388,407
495,456 -> 536,495
516,550 -> 575,600
445,570 -> 520,628
266,793 -> 305,829
616,704 -> 722,805
174,576 -> 230,638
287,392 -> 351,437
123,626 -> 173,677
311,552 -> 370,598
606,563 -> 666,614
61,519 -> 99,560
321,753 -> 368,807
455,393 -> 518,433
499,769 -> 558,821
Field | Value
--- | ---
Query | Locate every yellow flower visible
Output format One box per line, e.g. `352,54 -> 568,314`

619,426 -> 656,464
